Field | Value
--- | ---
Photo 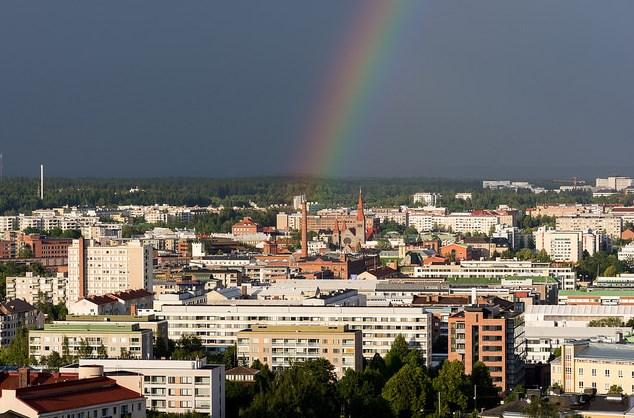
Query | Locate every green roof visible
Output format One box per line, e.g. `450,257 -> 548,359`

560,289 -> 634,296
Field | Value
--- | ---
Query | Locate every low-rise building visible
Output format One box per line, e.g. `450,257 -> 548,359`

29,322 -> 154,361
68,289 -> 154,316
0,374 -> 145,418
558,289 -> 634,306
236,325 -> 362,378
62,359 -> 225,417
552,341 -> 634,395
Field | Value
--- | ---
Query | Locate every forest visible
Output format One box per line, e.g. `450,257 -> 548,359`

0,176 -> 625,216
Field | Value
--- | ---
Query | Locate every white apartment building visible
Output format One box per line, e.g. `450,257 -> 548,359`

525,305 -> 634,328
556,215 -> 622,238
413,193 -> 441,207
67,238 -> 154,304
5,272 -> 67,305
525,326 -> 630,363
413,259 -> 577,290
455,193 -> 472,200
0,216 -> 17,232
533,227 -> 602,263
155,304 -> 433,367
619,243 -> 634,263
62,359 -> 225,418
596,176 -> 633,191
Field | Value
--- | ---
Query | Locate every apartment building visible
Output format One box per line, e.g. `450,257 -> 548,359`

412,192 -> 441,207
558,289 -> 634,306
62,359 -> 225,418
533,227 -> 603,263
448,302 -> 525,391
596,176 -> 633,191
19,234 -> 73,259
5,272 -> 67,305
413,259 -> 577,290
155,304 -> 433,366
236,325 -> 362,378
67,238 -> 154,304
0,299 -> 45,346
552,341 -> 634,395
0,374 -> 145,418
556,215 -> 622,238
525,326 -> 630,363
69,289 -> 154,316
525,305 -> 634,328
29,322 -> 153,361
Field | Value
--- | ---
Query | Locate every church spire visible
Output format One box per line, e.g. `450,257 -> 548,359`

356,188 -> 364,222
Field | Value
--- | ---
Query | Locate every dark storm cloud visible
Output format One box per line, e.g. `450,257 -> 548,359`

1,1 -> 633,178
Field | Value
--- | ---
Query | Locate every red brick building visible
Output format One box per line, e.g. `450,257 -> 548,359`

0,240 -> 14,259
232,217 -> 262,236
19,234 -> 73,259
440,243 -> 472,261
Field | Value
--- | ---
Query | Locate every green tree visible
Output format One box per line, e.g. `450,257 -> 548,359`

385,334 -> 410,377
42,351 -> 63,370
470,362 -> 499,410
171,335 -> 206,360
382,363 -> 430,418
77,338 -> 93,359
242,359 -> 339,418
588,317 -> 624,327
0,327 -> 30,366
523,395 -> 558,418
96,343 -> 108,359
432,361 -> 470,415
609,385 -> 623,395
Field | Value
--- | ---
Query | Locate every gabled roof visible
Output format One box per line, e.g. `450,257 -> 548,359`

0,299 -> 37,315
226,366 -> 260,376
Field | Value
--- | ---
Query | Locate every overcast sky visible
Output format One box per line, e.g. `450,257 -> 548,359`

1,1 -> 633,178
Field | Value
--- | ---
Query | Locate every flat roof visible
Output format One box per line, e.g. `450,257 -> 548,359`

238,325 -> 354,334
560,289 -> 634,297
577,343 -> 634,362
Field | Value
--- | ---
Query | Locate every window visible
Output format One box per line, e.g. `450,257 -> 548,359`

578,368 -> 583,376
579,381 -> 584,388
592,369 -> 597,377
592,382 -> 597,389
605,370 -> 610,377
619,370 -> 624,378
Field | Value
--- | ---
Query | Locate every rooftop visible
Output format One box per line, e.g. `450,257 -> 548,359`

239,325 -> 353,334
560,289 -> 634,296
576,343 -> 634,362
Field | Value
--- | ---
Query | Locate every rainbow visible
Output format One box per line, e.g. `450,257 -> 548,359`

294,0 -> 417,176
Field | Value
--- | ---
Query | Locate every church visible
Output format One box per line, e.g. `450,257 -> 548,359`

332,190 -> 369,252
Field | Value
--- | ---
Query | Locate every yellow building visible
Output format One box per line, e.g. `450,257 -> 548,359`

552,341 -> 634,395
236,325 -> 362,378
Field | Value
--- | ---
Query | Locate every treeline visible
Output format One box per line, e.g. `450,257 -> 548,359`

0,177 -> 621,216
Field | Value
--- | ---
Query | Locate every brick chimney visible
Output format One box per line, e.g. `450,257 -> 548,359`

18,367 -> 30,388
301,199 -> 308,258
130,303 -> 138,316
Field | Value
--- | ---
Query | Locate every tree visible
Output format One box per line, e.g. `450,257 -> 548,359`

0,327 -> 30,366
432,361 -> 470,415
96,343 -> 108,359
470,362 -> 499,410
382,363 -> 430,418
385,334 -> 410,377
609,385 -> 623,395
77,338 -> 93,359
588,317 -> 624,327
523,395 -> 559,418
339,368 -> 391,418
42,351 -> 63,370
171,335 -> 206,360
242,359 -> 339,418
119,348 -> 133,359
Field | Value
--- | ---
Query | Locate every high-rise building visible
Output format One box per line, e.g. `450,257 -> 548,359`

448,299 -> 525,391
66,238 -> 153,304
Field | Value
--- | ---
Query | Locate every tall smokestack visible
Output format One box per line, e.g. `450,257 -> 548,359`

40,164 -> 44,200
301,198 -> 308,258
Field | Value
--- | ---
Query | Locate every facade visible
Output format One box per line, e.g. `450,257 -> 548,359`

448,303 -> 525,391
413,192 -> 441,207
552,341 -> 634,395
619,243 -> 634,263
29,322 -> 154,361
19,234 -> 73,259
67,238 -> 154,304
231,217 -> 261,236
0,299 -> 45,346
596,176 -> 633,191
156,304 -> 433,366
533,227 -> 603,263
558,289 -> 634,306
413,259 -> 577,290
524,305 -> 634,328
525,326 -> 630,363
0,375 -> 145,418
236,325 -> 362,378
556,215 -> 622,239
63,359 -> 225,418
5,272 -> 67,305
